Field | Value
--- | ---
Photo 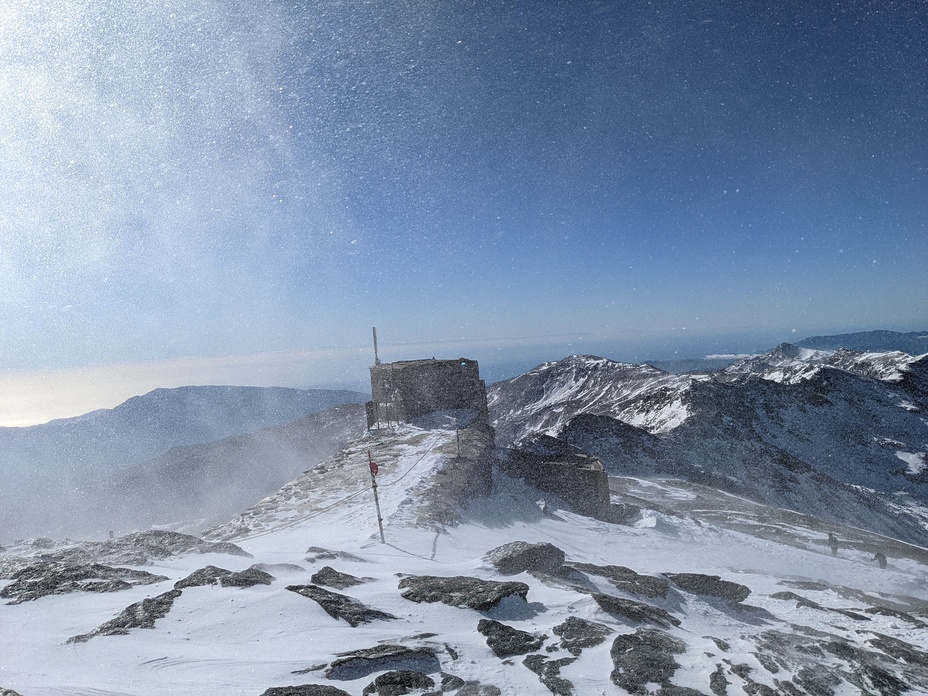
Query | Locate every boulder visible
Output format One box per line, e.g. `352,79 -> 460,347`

361,670 -> 435,695
552,616 -> 613,655
484,541 -> 566,576
260,686 -> 351,696
174,565 -> 233,589
398,575 -> 528,611
310,566 -> 371,589
221,567 -> 274,587
477,618 -> 546,657
664,573 -> 750,603
325,645 -> 440,681
286,584 -> 395,627
610,627 -> 688,693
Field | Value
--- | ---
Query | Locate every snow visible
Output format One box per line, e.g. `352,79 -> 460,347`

4,425 -> 928,695
896,450 -> 927,476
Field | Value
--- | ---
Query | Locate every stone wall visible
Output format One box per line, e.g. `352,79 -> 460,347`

367,358 -> 488,428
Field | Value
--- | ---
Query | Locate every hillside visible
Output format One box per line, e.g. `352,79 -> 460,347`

489,349 -> 928,546
0,386 -> 368,540
3,420 -> 927,695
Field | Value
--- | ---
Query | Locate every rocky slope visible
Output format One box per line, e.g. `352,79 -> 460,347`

489,348 -> 928,546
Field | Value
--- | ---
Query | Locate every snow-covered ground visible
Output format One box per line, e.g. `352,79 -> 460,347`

3,423 -> 928,695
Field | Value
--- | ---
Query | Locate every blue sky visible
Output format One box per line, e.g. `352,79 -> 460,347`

1,0 -> 926,424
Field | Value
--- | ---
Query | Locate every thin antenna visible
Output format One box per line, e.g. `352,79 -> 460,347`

372,326 -> 381,364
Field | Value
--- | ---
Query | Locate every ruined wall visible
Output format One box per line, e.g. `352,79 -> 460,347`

367,358 -> 489,428
500,448 -> 612,518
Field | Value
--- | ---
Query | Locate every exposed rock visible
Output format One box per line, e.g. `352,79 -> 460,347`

476,618 -> 546,657
286,584 -> 396,627
310,566 -> 372,589
710,663 -> 729,695
220,566 -> 274,587
174,565 -> 233,589
570,562 -> 670,598
664,573 -> 750,603
1,560 -> 167,604
1,688 -> 24,696
305,546 -> 366,563
610,627 -> 688,693
398,575 -> 529,611
437,673 -> 466,691
483,541 -> 565,576
552,616 -> 613,655
67,589 -> 183,643
361,670 -> 435,695
35,530 -> 250,566
770,592 -> 872,621
523,654 -> 576,695
454,683 -> 502,696
593,593 -> 681,628
260,686 -> 352,696
252,563 -> 306,574
325,645 -> 441,681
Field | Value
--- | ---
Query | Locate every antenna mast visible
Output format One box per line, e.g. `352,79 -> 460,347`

372,326 -> 381,365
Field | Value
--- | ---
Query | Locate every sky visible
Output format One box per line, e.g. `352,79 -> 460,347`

1,0 -> 926,426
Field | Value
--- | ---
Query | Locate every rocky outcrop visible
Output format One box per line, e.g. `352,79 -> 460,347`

552,616 -> 613,656
570,562 -> 670,598
310,566 -> 372,589
610,627 -> 688,693
1,561 -> 167,604
35,530 -> 250,566
67,589 -> 183,643
398,575 -> 529,611
484,541 -> 565,576
523,654 -> 577,695
174,565 -> 274,589
476,619 -> 546,657
664,573 -> 750,603
286,584 -> 396,627
260,685 -> 352,696
324,645 -> 441,681
361,670 -> 435,695
592,594 -> 681,628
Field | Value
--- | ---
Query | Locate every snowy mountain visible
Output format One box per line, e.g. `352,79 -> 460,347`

0,387 -> 368,540
488,349 -> 928,546
794,330 -> 928,356
3,420 -> 928,695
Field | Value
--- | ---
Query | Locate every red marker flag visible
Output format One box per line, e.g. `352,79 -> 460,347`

368,451 -> 379,476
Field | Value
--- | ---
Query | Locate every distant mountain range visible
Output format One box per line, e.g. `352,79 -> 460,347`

795,329 -> 928,354
0,386 -> 367,539
489,341 -> 928,546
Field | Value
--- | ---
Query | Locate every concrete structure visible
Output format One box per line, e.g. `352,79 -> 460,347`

366,358 -> 489,429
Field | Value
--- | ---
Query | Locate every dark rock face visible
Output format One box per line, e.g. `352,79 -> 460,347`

593,593 -> 681,628
664,573 -> 750,603
259,686 -> 352,696
398,575 -> 529,611
1,688 -> 24,696
220,566 -> 274,587
286,584 -> 396,627
477,618 -> 546,657
570,562 -> 670,598
325,645 -> 441,681
1,561 -> 167,604
552,616 -> 613,655
174,565 -> 233,588
523,654 -> 577,695
483,541 -> 566,576
610,627 -> 688,693
310,566 -> 371,589
361,670 -> 435,695
67,589 -> 183,643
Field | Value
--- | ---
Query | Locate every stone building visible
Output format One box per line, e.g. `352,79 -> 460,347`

366,357 -> 489,429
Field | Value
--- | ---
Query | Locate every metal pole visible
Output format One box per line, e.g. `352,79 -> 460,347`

368,450 -> 385,543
